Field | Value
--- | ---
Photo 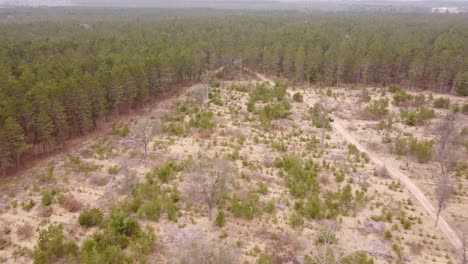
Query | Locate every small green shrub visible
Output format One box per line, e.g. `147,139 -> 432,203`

289,212 -> 303,227
230,194 -> 260,220
341,252 -> 374,264
258,255 -> 273,264
393,89 -> 413,106
108,165 -> 120,175
264,200 -> 275,214
22,199 -> 35,212
391,135 -> 433,163
259,101 -> 291,129
33,224 -> 78,264
366,99 -> 389,119
463,104 -> 468,115
112,122 -> 130,137
189,111 -> 215,131
79,208 -> 104,228
293,92 -> 303,102
215,211 -> 225,227
147,161 -> 182,183
433,97 -> 450,109
400,106 -> 435,126
388,85 -> 401,93
41,191 -> 54,206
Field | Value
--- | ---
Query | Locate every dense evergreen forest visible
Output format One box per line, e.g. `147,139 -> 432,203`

0,8 -> 467,176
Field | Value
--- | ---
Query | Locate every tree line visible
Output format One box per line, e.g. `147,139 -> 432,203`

0,9 -> 467,175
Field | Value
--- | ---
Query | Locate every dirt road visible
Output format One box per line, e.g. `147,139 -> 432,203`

332,120 -> 462,250
252,71 -> 462,250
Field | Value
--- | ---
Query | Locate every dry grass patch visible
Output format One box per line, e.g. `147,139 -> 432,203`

16,223 -> 34,241
62,195 -> 83,213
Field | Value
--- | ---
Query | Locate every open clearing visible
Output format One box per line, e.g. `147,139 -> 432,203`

0,74 -> 467,264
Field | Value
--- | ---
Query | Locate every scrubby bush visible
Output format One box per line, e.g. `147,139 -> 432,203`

400,106 -> 435,126
215,211 -> 226,227
259,101 -> 291,129
80,208 -> 155,264
108,165 -> 120,175
275,156 -> 318,198
147,160 -> 183,183
33,224 -> 78,264
366,99 -> 389,119
391,135 -> 433,163
41,191 -> 54,206
22,199 -> 35,212
230,193 -> 260,220
229,83 -> 250,93
111,122 -> 130,137
388,85 -> 401,93
79,208 -> 104,227
393,89 -> 413,106
208,88 -> 223,106
463,104 -> 468,115
303,194 -> 323,219
293,92 -> 303,102
289,212 -> 304,227
127,181 -> 180,222
341,252 -> 375,264
264,200 -> 275,214
189,110 -> 215,131
163,123 -> 186,136
361,88 -> 371,103
433,97 -> 450,109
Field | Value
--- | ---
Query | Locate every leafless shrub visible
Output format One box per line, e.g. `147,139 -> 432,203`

262,156 -> 274,168
198,130 -> 212,139
0,232 -> 9,249
89,174 -> 108,186
379,166 -> 390,179
62,195 -> 83,213
367,141 -> 381,152
135,117 -> 162,161
269,231 -> 305,264
175,239 -> 238,264
183,157 -> 235,220
37,205 -> 53,218
320,175 -> 330,186
409,242 -> 422,256
225,128 -> 243,138
16,223 -> 33,241
191,84 -> 210,111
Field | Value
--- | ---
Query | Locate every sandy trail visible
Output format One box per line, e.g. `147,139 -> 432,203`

252,71 -> 462,250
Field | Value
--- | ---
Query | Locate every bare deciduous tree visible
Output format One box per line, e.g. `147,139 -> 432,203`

435,113 -> 458,176
312,222 -> 342,264
135,117 -> 162,161
435,169 -> 452,227
434,113 -> 460,227
183,157 -> 234,220
191,84 -> 210,111
461,231 -> 467,264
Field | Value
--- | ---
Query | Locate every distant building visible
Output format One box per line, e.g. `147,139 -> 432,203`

432,7 -> 466,14
79,24 -> 92,30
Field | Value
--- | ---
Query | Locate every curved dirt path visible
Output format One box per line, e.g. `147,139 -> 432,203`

252,71 -> 462,250
332,120 -> 461,250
